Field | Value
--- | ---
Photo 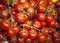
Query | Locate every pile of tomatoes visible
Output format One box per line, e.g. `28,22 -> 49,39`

0,0 -> 60,43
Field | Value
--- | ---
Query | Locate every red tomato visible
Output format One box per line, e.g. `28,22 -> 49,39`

41,22 -> 46,27
32,20 -> 41,29
45,16 -> 54,23
0,10 -> 10,19
38,35 -> 46,42
1,20 -> 11,30
37,4 -> 46,13
57,16 -> 60,23
26,38 -> 31,43
12,25 -> 20,34
55,1 -> 60,7
15,13 -> 28,23
18,0 -> 27,4
17,37 -> 24,43
32,39 -> 38,43
57,8 -> 60,16
19,29 -> 29,39
29,29 -> 38,39
36,13 -> 45,22
0,4 -> 4,10
7,30 -> 15,37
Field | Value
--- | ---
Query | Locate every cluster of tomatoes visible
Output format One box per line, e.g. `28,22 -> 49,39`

0,0 -> 60,43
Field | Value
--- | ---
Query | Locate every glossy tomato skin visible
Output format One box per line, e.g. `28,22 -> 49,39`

17,37 -> 24,43
0,32 -> 4,42
19,29 -> 29,39
55,1 -> 60,7
12,25 -> 20,34
45,16 -> 54,23
15,13 -> 28,23
29,29 -> 38,39
38,35 -> 46,42
57,16 -> 60,23
41,22 -> 46,27
32,20 -> 41,29
26,38 -> 31,43
36,13 -> 45,22
1,20 -> 11,31
7,30 -> 15,37
0,4 -> 4,10
37,4 -> 46,13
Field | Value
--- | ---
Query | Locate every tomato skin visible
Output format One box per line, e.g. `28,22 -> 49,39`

29,29 -> 38,39
57,8 -> 60,16
41,22 -> 46,27
36,13 -> 45,22
26,38 -> 31,43
17,37 -> 24,43
19,29 -> 29,39
1,20 -> 11,31
38,35 -> 46,42
0,4 -> 4,10
45,16 -> 54,23
57,16 -> 60,23
55,1 -> 60,7
12,25 -> 20,34
15,13 -> 28,23
7,30 -> 15,37
37,4 -> 46,13
32,20 -> 41,29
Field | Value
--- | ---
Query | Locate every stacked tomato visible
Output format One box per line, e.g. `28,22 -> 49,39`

0,0 -> 60,43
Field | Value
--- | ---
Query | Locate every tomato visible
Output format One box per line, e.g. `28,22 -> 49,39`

26,38 -> 31,43
17,37 -> 24,43
18,0 -> 27,4
0,32 -> 4,42
42,27 -> 50,36
1,20 -> 11,31
37,4 -> 46,13
29,29 -> 38,39
32,39 -> 38,43
57,16 -> 60,23
11,10 -> 16,16
8,36 -> 16,43
7,30 -> 15,37
32,20 -> 41,29
38,35 -> 46,42
37,0 -> 47,6
19,29 -> 29,39
36,13 -> 45,22
0,4 -> 4,10
41,22 -> 46,27
15,4 -> 23,13
45,16 -> 54,23
0,10 -> 10,19
15,13 -> 28,23
29,1 -> 36,8
0,19 -> 2,27
12,25 -> 20,34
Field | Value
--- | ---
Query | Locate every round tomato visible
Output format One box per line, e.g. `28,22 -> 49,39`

26,38 -> 31,43
36,13 -> 45,22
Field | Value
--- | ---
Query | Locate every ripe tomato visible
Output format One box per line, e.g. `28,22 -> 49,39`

15,4 -> 23,13
41,22 -> 46,27
42,27 -> 50,36
18,0 -> 27,4
32,20 -> 41,29
0,10 -> 10,19
12,25 -> 20,34
45,16 -> 54,23
8,37 -> 16,43
38,35 -> 46,42
0,4 -> 4,10
15,13 -> 28,23
17,37 -> 24,43
57,16 -> 60,23
36,13 -> 45,22
7,30 -> 15,37
57,8 -> 60,16
26,38 -> 31,43
55,1 -> 60,7
32,39 -> 38,43
37,4 -> 46,13
29,29 -> 38,39
1,20 -> 11,30
19,29 -> 29,39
